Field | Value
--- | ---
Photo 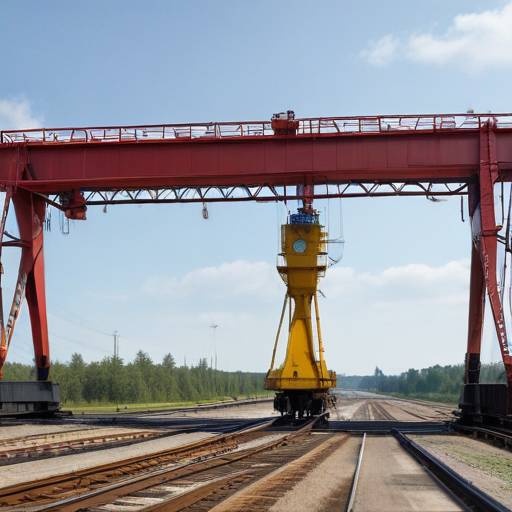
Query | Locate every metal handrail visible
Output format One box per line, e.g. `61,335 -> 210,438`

1,113 -> 511,145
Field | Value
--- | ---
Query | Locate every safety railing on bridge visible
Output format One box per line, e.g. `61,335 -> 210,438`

1,113 -> 511,145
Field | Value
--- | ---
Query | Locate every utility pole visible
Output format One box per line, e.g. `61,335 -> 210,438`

211,323 -> 218,371
211,322 -> 218,395
113,331 -> 119,412
113,330 -> 119,360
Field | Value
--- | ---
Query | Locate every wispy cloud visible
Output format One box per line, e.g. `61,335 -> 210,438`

0,97 -> 43,131
143,260 -> 282,300
360,35 -> 400,67
322,259 -> 469,307
361,1 -> 512,72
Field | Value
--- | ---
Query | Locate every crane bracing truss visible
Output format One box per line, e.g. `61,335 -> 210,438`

1,112 -> 512,419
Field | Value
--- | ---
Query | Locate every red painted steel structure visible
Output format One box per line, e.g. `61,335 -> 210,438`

0,113 -> 512,405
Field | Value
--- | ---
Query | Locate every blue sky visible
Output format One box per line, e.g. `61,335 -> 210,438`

1,1 -> 511,375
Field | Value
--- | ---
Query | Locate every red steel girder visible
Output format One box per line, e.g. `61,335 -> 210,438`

0,129 -> 511,195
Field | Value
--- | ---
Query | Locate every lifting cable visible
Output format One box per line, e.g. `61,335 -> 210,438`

499,185 -> 512,307
327,197 -> 345,267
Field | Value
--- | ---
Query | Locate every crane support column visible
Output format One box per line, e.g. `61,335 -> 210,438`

465,241 -> 485,384
461,120 -> 512,420
10,189 -> 50,381
478,121 -> 512,384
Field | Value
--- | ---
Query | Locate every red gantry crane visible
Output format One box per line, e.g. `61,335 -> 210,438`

1,111 -> 512,421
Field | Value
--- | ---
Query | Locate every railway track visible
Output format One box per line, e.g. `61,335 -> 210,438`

452,423 -> 512,449
349,399 -> 398,421
0,415 -> 277,467
2,396 -> 511,510
0,428 -> 170,466
0,416 -> 327,511
161,427 -> 507,511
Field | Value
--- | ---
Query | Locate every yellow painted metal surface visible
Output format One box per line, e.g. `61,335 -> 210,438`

266,216 -> 337,391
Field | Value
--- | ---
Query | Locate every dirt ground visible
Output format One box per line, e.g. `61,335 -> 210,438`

380,399 -> 454,421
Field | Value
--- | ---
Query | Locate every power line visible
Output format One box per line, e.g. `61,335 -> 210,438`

46,299 -> 111,336
47,312 -> 111,337
49,331 -> 111,354
2,285 -> 113,336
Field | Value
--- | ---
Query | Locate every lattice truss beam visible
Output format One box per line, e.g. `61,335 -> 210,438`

46,181 -> 469,210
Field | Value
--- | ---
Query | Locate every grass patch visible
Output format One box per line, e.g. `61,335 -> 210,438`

423,440 -> 512,486
63,393 -> 273,415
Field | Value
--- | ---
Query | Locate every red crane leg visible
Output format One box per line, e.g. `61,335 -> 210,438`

11,188 -> 50,381
479,122 -> 512,385
465,242 -> 485,384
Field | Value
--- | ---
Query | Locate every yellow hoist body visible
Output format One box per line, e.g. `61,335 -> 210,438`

266,210 -> 336,416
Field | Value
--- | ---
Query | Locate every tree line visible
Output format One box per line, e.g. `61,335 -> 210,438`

2,351 -> 267,405
338,362 -> 506,399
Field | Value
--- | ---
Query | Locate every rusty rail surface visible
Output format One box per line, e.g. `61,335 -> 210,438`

0,417 -> 275,507
0,429 -> 168,465
3,415 -> 326,511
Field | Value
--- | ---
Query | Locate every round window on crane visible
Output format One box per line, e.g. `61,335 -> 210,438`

293,238 -> 307,253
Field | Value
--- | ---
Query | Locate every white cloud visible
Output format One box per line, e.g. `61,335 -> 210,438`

319,260 -> 471,375
0,98 -> 43,131
361,1 -> 512,72
141,258 -> 473,374
360,35 -> 399,67
323,259 -> 470,307
143,260 -> 282,300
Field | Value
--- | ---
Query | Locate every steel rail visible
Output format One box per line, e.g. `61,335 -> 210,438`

345,433 -> 366,512
0,429 -> 167,464
327,420 -> 450,433
0,417 -> 275,506
19,414 -> 327,511
392,431 -> 510,512
452,424 -> 512,447
370,401 -> 397,421
138,469 -> 253,512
